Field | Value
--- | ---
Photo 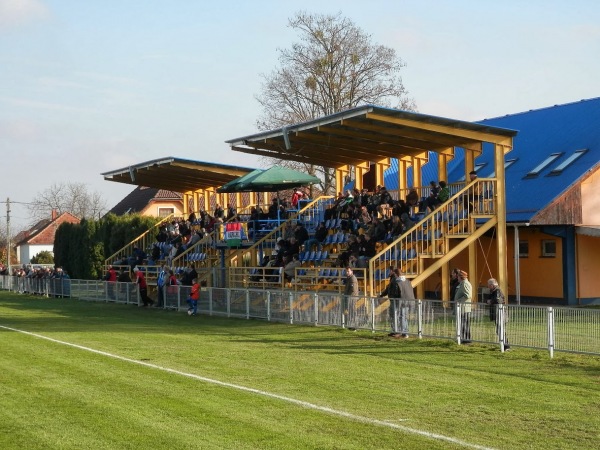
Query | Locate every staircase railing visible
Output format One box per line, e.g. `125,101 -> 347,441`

368,178 -> 497,295
104,213 -> 175,267
226,196 -> 335,268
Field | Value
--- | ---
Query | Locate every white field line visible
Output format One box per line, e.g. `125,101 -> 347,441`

1,325 -> 495,450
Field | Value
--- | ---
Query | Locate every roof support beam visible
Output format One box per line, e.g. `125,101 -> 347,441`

366,112 -> 513,147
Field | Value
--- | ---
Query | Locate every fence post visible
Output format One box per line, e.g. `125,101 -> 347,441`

499,304 -> 506,352
209,287 -> 213,316
417,300 -> 423,339
548,307 -> 555,359
227,289 -> 231,318
371,297 -> 376,333
246,289 -> 250,320
289,291 -> 294,325
313,293 -> 318,326
266,290 -> 271,322
455,302 -> 462,344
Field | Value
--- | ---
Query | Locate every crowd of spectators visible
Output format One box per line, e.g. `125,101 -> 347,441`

2,265 -> 71,296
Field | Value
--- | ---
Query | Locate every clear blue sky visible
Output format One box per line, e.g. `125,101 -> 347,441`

2,0 -> 599,229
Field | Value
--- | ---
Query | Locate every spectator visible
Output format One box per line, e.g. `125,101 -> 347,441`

421,181 -> 441,212
487,278 -> 511,350
283,254 -> 301,282
156,265 -> 168,307
437,180 -> 450,203
104,265 -> 118,300
132,246 -> 147,266
181,263 -> 198,286
294,223 -> 309,247
214,204 -> 225,220
291,188 -> 303,208
405,188 -> 420,212
226,203 -> 237,220
304,222 -> 328,252
133,267 -> 153,307
343,267 -> 360,329
454,270 -> 473,344
187,278 -> 200,316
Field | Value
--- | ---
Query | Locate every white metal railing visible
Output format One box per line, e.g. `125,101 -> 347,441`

2,275 -> 599,358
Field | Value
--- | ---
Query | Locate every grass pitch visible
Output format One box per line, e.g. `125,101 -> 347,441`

1,292 -> 599,450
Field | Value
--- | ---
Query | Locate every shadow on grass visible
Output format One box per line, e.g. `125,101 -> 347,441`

2,293 -> 600,385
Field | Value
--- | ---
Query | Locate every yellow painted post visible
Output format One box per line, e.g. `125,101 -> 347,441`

412,157 -> 423,188
495,143 -> 510,298
416,258 -> 425,299
193,191 -> 199,216
336,165 -> 349,194
355,161 -> 370,191
438,152 -> 448,183
372,158 -> 390,189
182,193 -> 189,216
441,264 -> 449,308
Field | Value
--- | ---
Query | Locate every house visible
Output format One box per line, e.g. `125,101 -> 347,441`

383,97 -> 600,305
15,211 -> 80,264
107,186 -> 185,218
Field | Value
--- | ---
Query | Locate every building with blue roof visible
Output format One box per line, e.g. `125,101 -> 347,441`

382,97 -> 600,305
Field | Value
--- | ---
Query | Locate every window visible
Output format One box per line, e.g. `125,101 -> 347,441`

158,207 -> 175,218
518,240 -> 529,258
525,153 -> 562,178
541,239 -> 556,257
548,149 -> 587,175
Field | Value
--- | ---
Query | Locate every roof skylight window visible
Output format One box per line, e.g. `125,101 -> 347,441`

548,149 -> 587,175
525,153 -> 562,178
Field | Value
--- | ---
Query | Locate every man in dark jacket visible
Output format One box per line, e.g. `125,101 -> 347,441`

487,277 -> 510,350
380,268 -> 415,338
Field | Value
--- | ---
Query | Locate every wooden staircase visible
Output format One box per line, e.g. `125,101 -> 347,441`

368,178 -> 498,296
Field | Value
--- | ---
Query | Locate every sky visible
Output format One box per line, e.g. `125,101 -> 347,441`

2,0 -> 599,231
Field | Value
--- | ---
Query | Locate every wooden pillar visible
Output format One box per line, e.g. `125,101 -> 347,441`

441,264 -> 449,307
495,142 -> 510,299
182,193 -> 189,216
438,152 -> 448,183
412,157 -> 423,188
374,158 -> 391,188
336,165 -> 350,194
193,191 -> 199,215
354,161 -> 370,191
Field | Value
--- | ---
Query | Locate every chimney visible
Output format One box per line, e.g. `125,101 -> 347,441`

51,209 -> 58,221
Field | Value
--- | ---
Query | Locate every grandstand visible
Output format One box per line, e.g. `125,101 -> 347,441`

102,106 -> 516,301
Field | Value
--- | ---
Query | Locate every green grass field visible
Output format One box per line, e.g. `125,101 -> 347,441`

1,292 -> 599,450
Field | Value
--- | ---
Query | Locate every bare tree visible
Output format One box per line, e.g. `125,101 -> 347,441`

255,11 -> 416,194
27,182 -> 108,224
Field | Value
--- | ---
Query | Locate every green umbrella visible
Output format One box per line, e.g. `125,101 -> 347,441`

217,165 -> 319,193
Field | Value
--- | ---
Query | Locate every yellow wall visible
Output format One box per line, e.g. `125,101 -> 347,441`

423,228 -> 565,300
141,201 -> 184,218
576,234 -> 600,299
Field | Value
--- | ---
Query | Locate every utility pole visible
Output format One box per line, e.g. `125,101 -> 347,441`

6,197 -> 10,276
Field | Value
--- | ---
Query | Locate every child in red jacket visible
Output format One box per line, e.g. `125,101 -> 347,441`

187,279 -> 200,316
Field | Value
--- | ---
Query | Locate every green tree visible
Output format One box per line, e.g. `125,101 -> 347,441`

54,214 -> 161,280
30,250 -> 54,264
256,11 -> 416,194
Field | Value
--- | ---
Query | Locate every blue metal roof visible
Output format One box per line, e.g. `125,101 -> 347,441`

471,97 -> 600,222
385,97 -> 600,222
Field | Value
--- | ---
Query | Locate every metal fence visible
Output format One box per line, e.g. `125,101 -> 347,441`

1,275 -> 599,358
